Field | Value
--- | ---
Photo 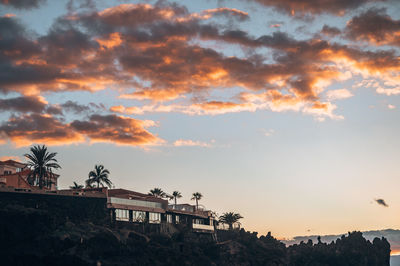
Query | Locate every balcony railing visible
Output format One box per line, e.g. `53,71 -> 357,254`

192,223 -> 214,231
109,197 -> 162,209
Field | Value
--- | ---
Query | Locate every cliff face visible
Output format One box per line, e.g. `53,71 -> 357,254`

0,193 -> 391,265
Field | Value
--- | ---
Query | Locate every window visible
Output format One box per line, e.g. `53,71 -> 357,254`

3,171 -> 11,175
167,214 -> 172,223
193,219 -> 204,225
132,211 -> 146,222
115,209 -> 129,221
175,215 -> 180,224
149,212 -> 161,224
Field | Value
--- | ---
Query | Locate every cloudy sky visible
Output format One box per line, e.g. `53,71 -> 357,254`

0,0 -> 399,239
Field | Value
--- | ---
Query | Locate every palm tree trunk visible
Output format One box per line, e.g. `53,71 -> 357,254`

229,223 -> 233,230
174,198 -> 177,206
196,199 -> 198,211
39,167 -> 43,189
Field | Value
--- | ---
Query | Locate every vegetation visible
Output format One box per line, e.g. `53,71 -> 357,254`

0,192 -> 391,265
191,192 -> 203,211
219,212 -> 243,230
86,165 -> 112,188
24,145 -> 61,189
149,188 -> 166,198
171,191 -> 182,206
70,182 -> 84,190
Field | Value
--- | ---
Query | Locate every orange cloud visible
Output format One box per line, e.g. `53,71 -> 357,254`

0,113 -> 85,147
1,1 -> 399,124
0,113 -> 162,147
96,32 -> 123,50
69,114 -> 163,146
270,24 -> 281,28
2,13 -> 16,18
0,155 -> 22,162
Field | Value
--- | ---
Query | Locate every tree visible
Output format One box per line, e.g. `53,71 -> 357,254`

86,165 -> 112,188
70,181 -> 84,190
24,145 -> 61,189
85,181 -> 94,188
149,188 -> 166,198
191,192 -> 203,211
219,212 -> 243,230
171,191 -> 182,206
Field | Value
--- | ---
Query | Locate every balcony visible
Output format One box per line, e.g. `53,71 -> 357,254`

192,223 -> 214,231
108,197 -> 162,209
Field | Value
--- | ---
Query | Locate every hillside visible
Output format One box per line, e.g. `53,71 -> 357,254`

0,202 -> 391,265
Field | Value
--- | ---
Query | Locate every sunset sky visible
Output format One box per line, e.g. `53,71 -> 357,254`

0,0 -> 399,239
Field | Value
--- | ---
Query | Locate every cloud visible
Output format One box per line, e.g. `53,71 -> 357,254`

375,198 -> 389,207
321,25 -> 341,36
0,155 -> 22,162
249,0 -> 384,16
61,101 -> 91,114
0,113 -> 162,147
387,104 -> 396,110
70,114 -> 163,146
1,1 -> 399,125
2,13 -> 16,18
376,87 -> 400,96
0,113 -> 84,147
263,129 -> 275,137
0,95 -> 47,113
0,0 -> 45,9
270,24 -> 281,28
202,7 -> 249,21
345,8 -> 400,46
325,89 -> 354,100
0,95 -> 102,116
173,139 -> 214,147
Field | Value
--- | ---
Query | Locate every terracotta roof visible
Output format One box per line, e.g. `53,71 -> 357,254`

0,160 -> 26,167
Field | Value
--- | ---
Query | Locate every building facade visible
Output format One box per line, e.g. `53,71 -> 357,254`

107,189 -> 215,233
0,160 -> 59,190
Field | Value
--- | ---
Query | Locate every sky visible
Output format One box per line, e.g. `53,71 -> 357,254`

0,0 -> 399,240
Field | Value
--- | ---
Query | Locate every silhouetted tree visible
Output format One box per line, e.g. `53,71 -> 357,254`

86,165 -> 112,188
149,188 -> 166,198
191,192 -> 203,211
70,181 -> 84,190
171,191 -> 182,206
219,212 -> 243,230
24,145 -> 61,189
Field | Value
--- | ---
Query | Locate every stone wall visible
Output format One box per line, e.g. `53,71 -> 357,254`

0,190 -> 109,226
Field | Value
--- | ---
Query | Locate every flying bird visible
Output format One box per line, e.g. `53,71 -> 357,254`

375,199 -> 388,207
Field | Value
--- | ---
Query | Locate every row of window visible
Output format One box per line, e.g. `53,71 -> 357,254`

166,214 -> 181,223
115,209 -> 147,222
115,209 -> 183,224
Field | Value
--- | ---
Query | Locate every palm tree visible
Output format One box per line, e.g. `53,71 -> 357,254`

86,164 -> 112,188
24,145 -> 61,189
85,181 -> 94,188
171,191 -> 182,206
191,192 -> 203,211
70,181 -> 84,190
219,212 -> 243,230
149,187 -> 166,198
